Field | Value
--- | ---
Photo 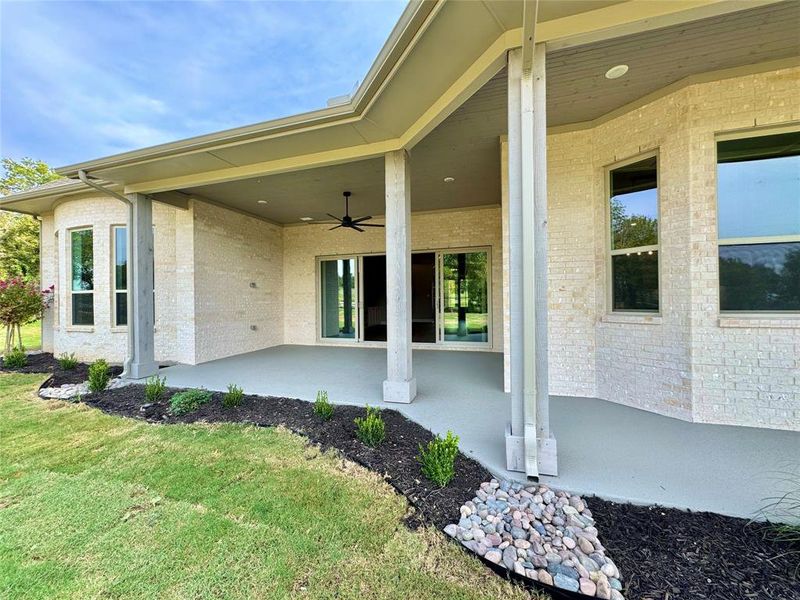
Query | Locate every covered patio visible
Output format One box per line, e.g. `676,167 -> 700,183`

160,345 -> 799,520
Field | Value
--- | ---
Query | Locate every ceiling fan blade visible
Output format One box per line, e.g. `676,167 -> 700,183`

351,216 -> 372,224
357,222 -> 385,227
329,224 -> 343,230
326,213 -> 343,222
352,225 -> 365,232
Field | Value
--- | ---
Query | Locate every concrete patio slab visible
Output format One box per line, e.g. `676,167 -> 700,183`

161,345 -> 799,520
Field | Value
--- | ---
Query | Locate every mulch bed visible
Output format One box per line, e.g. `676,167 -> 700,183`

2,355 -> 797,600
0,352 -> 122,386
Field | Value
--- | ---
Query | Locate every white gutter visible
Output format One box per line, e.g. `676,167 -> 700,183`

77,171 -> 135,377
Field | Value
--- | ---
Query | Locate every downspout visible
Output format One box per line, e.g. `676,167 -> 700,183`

77,171 -> 135,377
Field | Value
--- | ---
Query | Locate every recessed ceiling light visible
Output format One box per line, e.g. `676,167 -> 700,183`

299,216 -> 313,221
605,64 -> 629,80
257,200 -> 268,204
443,176 -> 455,183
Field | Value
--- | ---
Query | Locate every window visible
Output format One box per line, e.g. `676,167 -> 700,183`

608,155 -> 659,312
717,130 -> 800,312
53,231 -> 59,327
112,226 -> 127,326
441,251 -> 489,342
70,228 -> 93,325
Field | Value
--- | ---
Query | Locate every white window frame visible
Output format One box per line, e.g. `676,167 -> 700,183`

68,226 -> 94,329
715,124 -> 800,315
111,225 -> 127,328
605,150 -> 662,315
53,230 -> 59,328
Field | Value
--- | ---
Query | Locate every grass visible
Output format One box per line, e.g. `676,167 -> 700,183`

0,374 -> 543,600
2,321 -> 41,354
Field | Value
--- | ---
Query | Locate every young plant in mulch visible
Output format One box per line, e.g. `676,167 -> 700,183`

354,405 -> 385,447
3,347 -> 27,368
757,470 -> 800,574
57,352 -> 78,370
418,430 -> 459,487
87,359 -> 111,393
313,390 -> 334,421
223,384 -> 244,408
145,375 -> 167,403
169,389 -> 212,416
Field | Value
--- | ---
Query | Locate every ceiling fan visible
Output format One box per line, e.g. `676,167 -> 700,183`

327,191 -> 384,232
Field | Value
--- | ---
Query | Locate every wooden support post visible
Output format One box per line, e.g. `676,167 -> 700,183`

383,150 -> 416,403
124,193 -> 158,380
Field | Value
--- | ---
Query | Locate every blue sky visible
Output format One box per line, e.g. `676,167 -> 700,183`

0,0 -> 406,168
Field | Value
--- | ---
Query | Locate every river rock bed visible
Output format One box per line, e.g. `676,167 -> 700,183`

39,377 -> 131,400
446,479 -> 624,599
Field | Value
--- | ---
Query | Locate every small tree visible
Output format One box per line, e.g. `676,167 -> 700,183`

0,278 -> 52,354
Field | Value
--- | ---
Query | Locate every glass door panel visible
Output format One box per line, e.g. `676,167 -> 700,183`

320,258 -> 357,339
411,253 -> 436,342
441,251 -> 489,343
362,255 -> 387,341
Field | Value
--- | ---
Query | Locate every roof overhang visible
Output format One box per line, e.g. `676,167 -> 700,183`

1,0 -> 792,216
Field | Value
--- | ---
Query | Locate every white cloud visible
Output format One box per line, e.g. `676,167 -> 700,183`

0,0 -> 406,166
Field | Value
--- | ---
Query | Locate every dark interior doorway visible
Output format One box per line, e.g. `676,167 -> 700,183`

411,253 -> 436,342
363,255 -> 387,341
362,253 -> 436,343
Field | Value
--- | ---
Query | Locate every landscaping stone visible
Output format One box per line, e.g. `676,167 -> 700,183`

446,479 -> 625,598
39,377 -> 131,400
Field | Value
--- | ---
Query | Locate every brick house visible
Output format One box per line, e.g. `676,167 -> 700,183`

2,1 -> 798,487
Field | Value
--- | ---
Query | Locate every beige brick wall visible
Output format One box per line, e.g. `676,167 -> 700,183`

47,196 -> 181,363
282,207 -> 503,351
547,66 -> 800,430
192,202 -> 284,363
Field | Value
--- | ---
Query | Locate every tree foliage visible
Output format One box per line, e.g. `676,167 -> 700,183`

0,278 -> 53,354
610,197 -> 658,249
0,157 -> 62,281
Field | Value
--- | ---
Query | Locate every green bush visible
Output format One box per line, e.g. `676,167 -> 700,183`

145,375 -> 167,403
87,359 -> 110,393
57,352 -> 78,370
169,389 -> 212,416
3,347 -> 27,368
354,405 -> 385,447
223,384 -> 244,408
313,390 -> 334,421
418,430 -> 460,487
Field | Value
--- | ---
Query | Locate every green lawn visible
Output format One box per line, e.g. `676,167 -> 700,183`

0,374 -> 539,600
2,321 -> 41,353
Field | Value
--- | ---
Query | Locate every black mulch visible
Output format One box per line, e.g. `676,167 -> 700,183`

0,352 -> 122,386
10,367 -> 798,600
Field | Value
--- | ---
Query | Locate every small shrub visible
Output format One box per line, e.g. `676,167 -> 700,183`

87,359 -> 110,393
3,347 -> 27,368
145,375 -> 167,403
169,388 -> 212,416
354,405 -> 385,447
57,352 -> 78,370
223,384 -> 244,408
418,430 -> 460,487
313,390 -> 334,421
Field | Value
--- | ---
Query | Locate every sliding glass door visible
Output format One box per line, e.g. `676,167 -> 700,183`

320,257 -> 357,339
319,249 -> 489,346
440,251 -> 489,343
